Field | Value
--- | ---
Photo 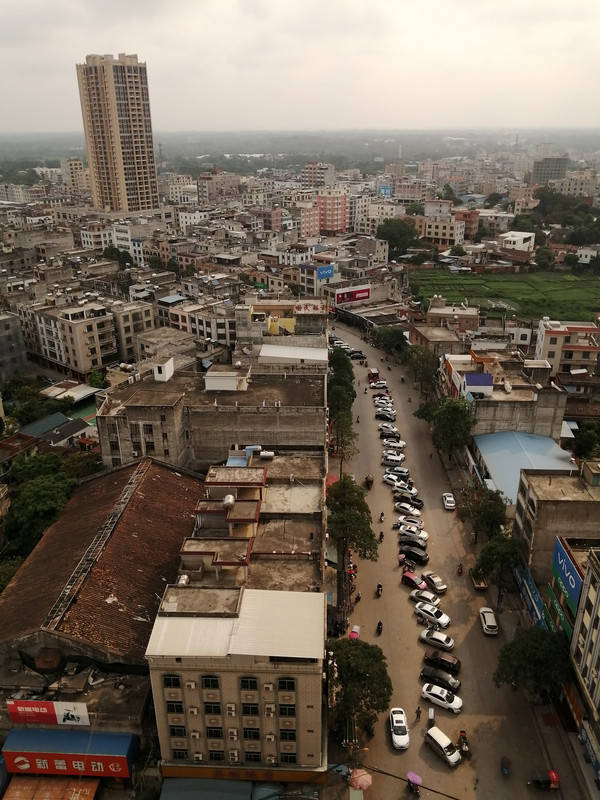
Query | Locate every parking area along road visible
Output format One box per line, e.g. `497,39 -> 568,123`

332,322 -> 582,800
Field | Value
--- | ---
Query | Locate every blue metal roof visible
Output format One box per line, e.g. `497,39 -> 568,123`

465,373 -> 493,387
21,412 -> 71,437
473,431 -> 573,504
159,294 -> 186,304
3,729 -> 135,758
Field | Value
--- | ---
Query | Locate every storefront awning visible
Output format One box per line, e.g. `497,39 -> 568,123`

2,729 -> 136,778
160,778 -> 252,799
4,776 -> 99,799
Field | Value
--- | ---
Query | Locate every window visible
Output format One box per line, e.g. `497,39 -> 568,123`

278,678 -> 296,692
166,701 -> 183,713
206,727 -> 223,739
110,441 -> 120,453
520,333 -> 528,341
111,457 -> 121,467
202,675 -> 219,689
164,449 -> 170,456
146,441 -> 155,453
279,705 -> 296,717
204,702 -> 221,715
169,726 -> 186,737
172,750 -> 188,760
163,675 -> 181,688
160,414 -> 166,422
281,753 -> 297,764
243,728 -> 260,740
547,351 -> 555,358
242,703 -> 259,716
549,337 -> 557,345
143,424 -> 153,435
209,751 -> 225,762
584,351 -> 591,359
244,752 -> 261,763
240,677 -> 258,691
162,432 -> 168,442
280,730 -> 296,741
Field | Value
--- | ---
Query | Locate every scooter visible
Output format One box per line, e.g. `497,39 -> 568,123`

457,563 -> 464,576
501,756 -> 511,777
376,620 -> 383,635
376,583 -> 383,597
379,512 -> 385,523
379,531 -> 384,543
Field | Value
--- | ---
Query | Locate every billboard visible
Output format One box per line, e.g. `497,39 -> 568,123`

552,537 -> 583,615
6,701 -> 89,727
3,751 -> 129,778
317,264 -> 334,280
334,285 -> 371,306
378,185 -> 393,198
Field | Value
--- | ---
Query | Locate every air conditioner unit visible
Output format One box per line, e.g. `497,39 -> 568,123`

132,451 -> 139,457
266,755 -> 277,765
265,703 -> 276,713
266,733 -> 275,742
186,680 -> 196,689
193,753 -> 203,762
263,683 -> 274,691
228,729 -> 238,741
189,707 -> 199,715
226,703 -> 236,716
229,750 -> 239,762
191,731 -> 201,739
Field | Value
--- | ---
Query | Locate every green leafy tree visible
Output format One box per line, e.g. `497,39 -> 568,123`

413,400 -> 438,423
88,370 -> 105,389
376,218 -> 419,258
329,348 -> 354,385
62,452 -> 105,480
332,409 -> 357,479
4,473 -> 76,556
472,486 -> 507,538
432,398 -> 473,458
371,326 -> 407,357
484,192 -> 503,207
473,532 -> 522,594
0,558 -> 23,593
573,424 -> 599,459
450,244 -> 466,256
493,627 -> 570,697
408,345 -> 439,395
442,184 -> 462,205
564,253 -> 579,267
535,246 -> 555,269
166,256 -> 180,277
327,638 -> 393,736
405,202 -> 424,216
148,254 -> 163,270
103,245 -> 121,262
327,476 -> 377,618
8,452 -> 64,485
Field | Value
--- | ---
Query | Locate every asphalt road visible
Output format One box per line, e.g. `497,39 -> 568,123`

333,322 -> 559,800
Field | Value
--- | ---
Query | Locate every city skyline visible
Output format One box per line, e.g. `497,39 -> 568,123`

1,0 -> 600,134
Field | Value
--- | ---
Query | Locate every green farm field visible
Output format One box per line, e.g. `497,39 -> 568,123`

408,269 -> 600,321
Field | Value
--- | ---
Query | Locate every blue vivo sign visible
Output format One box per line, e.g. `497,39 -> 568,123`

552,538 -> 583,615
317,265 -> 334,280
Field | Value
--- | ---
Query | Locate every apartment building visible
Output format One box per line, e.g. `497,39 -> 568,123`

535,317 -> 600,376
106,299 -> 156,361
477,209 -> 515,235
394,178 -> 435,204
297,263 -> 342,297
289,202 -> 319,239
76,53 -> 159,212
168,183 -> 199,205
60,158 -> 88,192
79,221 -> 114,251
453,208 -> 480,240
531,156 -> 569,185
426,295 -> 479,332
317,187 -> 347,234
571,542 -> 600,725
0,311 -> 27,384
354,200 -> 405,236
549,170 -> 598,198
18,301 -> 118,380
414,214 -> 465,246
300,162 -> 335,189
498,231 -> 535,253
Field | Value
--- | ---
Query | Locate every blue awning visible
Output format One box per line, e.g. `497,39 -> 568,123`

3,729 -> 135,759
160,778 -> 252,799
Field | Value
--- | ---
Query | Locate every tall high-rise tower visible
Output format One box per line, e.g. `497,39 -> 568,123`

76,53 -> 159,212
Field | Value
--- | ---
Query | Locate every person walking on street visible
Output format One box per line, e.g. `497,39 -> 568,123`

415,705 -> 421,721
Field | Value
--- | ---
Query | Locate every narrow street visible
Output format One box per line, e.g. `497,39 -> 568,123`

333,322 -> 581,800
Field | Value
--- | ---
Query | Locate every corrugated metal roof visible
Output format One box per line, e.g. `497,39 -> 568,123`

259,344 -> 328,362
21,413 -> 71,437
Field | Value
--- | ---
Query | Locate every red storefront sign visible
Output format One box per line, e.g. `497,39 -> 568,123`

6,701 -> 89,726
3,751 -> 130,778
335,286 -> 371,305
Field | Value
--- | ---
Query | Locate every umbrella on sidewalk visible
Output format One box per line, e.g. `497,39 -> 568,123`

350,768 -> 373,790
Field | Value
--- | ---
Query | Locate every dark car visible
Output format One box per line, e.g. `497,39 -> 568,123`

398,545 -> 429,565
419,666 -> 461,692
423,649 -> 461,675
380,431 -> 401,440
395,493 -> 424,509
349,351 -> 366,360
401,571 -> 428,590
397,535 -> 427,551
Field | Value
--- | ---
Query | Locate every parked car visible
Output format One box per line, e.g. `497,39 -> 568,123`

383,454 -> 405,467
414,602 -> 451,629
396,514 -> 423,529
380,431 -> 402,441
378,423 -> 399,434
419,630 -> 455,651
395,493 -> 424,509
395,502 -> 421,516
479,606 -> 499,635
423,649 -> 461,675
373,392 -> 389,399
350,351 -> 366,360
389,707 -> 410,750
421,570 -> 447,595
419,665 -> 461,691
387,464 -> 410,476
397,535 -> 428,551
401,571 -> 428,590
392,480 -> 417,496
398,545 -> 429,565
374,398 -> 394,407
397,526 -> 429,543
384,451 -> 407,463
383,473 -> 402,487
408,589 -> 440,606
376,411 -> 397,421
442,492 -> 456,511
382,439 -> 406,450
421,684 -> 463,714
370,380 -> 388,389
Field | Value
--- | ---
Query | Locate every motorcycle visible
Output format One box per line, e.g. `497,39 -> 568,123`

501,756 -> 511,777
379,531 -> 384,543
379,512 -> 385,522
457,563 -> 464,576
458,730 -> 470,758
376,620 -> 383,635
376,583 -> 383,597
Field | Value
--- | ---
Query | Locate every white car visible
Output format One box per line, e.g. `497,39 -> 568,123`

395,502 -> 421,516
382,439 -> 406,449
415,602 -> 451,629
419,629 -> 455,651
383,450 -> 407,462
392,479 -> 416,495
421,684 -> 463,714
378,423 -> 399,434
370,380 -> 388,389
397,515 -> 424,529
398,526 -> 429,543
383,473 -> 402,487
479,606 -> 499,635
408,589 -> 440,606
389,707 -> 410,750
442,492 -> 456,511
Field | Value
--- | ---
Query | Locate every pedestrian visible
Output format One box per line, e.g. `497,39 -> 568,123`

474,531 -> 478,544
429,452 -> 433,459
415,705 -> 421,721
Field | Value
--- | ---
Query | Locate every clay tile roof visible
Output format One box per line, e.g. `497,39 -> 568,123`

0,460 -> 198,663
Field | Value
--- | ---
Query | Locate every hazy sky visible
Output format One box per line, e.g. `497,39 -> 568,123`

2,0 -> 599,133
